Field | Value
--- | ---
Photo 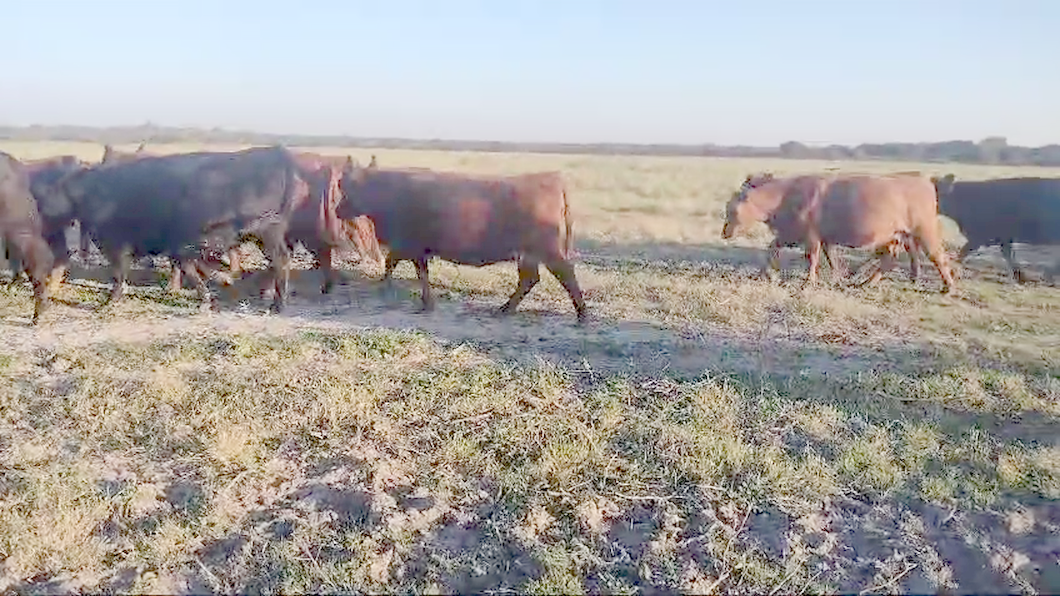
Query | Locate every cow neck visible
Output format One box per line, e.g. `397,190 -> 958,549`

746,181 -> 789,222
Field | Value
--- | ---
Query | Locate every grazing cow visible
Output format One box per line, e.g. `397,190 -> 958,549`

337,159 -> 587,322
932,174 -> 1060,283
0,151 -> 55,323
47,146 -> 314,312
722,173 -> 955,292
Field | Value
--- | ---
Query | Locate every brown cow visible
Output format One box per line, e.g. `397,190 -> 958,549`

289,151 -> 383,293
338,159 -> 586,322
0,151 -> 55,323
2,155 -> 88,290
722,172 -> 955,292
724,172 -> 927,283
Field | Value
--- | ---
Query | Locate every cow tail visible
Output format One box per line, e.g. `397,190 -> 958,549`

563,182 -> 574,260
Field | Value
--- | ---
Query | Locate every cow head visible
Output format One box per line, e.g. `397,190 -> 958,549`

721,173 -> 775,239
100,145 -> 141,165
337,156 -> 369,220
931,173 -> 956,198
33,165 -> 87,223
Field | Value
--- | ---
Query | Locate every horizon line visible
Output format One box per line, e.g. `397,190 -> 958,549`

2,122 -> 1058,151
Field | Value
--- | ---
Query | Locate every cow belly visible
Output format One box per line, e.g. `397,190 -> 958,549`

434,247 -> 521,266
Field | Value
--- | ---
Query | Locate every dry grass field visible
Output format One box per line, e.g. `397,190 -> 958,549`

2,140 -> 1060,594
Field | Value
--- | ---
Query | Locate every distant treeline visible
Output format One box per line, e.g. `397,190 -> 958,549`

2,124 -> 1059,167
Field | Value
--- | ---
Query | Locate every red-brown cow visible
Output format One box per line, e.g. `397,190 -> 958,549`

289,152 -> 382,294
0,151 -> 55,323
338,159 -> 586,323
722,172 -> 955,292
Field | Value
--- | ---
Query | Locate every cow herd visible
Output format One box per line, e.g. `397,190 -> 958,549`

0,144 -> 585,325
722,170 -> 1060,291
1,144 -> 1058,327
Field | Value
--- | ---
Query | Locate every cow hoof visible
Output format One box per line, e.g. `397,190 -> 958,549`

497,305 -> 514,316
321,281 -> 335,294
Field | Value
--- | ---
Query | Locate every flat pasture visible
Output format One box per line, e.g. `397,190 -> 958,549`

2,140 -> 1059,594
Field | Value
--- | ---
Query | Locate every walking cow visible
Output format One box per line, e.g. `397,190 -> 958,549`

0,151 -> 55,324
46,146 -> 316,313
932,174 -> 1060,283
337,158 -> 587,323
722,172 -> 956,292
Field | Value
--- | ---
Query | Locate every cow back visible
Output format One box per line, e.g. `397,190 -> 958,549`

811,175 -> 938,249
340,167 -> 571,265
939,178 -> 1060,247
0,152 -> 44,236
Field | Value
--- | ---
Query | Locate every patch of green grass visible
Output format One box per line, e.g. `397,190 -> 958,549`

3,324 -> 1058,594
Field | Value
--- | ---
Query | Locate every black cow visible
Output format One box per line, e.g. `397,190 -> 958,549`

46,146 -> 314,312
932,174 -> 1060,283
0,151 -> 55,323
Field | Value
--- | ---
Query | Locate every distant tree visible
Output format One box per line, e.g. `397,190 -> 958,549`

977,136 -> 1007,164
779,141 -> 811,159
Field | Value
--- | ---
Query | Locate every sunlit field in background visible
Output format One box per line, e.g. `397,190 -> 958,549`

2,140 -> 1059,594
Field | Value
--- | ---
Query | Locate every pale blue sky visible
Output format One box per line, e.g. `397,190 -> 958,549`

2,0 -> 1056,146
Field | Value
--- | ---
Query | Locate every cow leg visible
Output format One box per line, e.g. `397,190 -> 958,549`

802,238 -> 823,289
950,242 -> 977,281
413,256 -> 434,312
1001,241 -> 1027,283
4,240 -> 25,284
180,259 -> 219,312
166,260 -> 183,294
106,248 -> 130,304
47,262 -> 68,295
905,236 -> 922,282
42,232 -> 70,295
544,258 -> 588,324
227,246 -> 242,278
760,240 -> 782,282
911,232 -> 957,293
382,252 -> 400,286
499,257 -> 541,317
319,245 -> 338,294
823,244 -> 849,282
261,230 -> 291,313
855,244 -> 899,288
380,252 -> 403,301
10,233 -> 54,325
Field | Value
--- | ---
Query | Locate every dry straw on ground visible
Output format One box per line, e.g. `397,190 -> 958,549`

1,141 -> 1059,594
